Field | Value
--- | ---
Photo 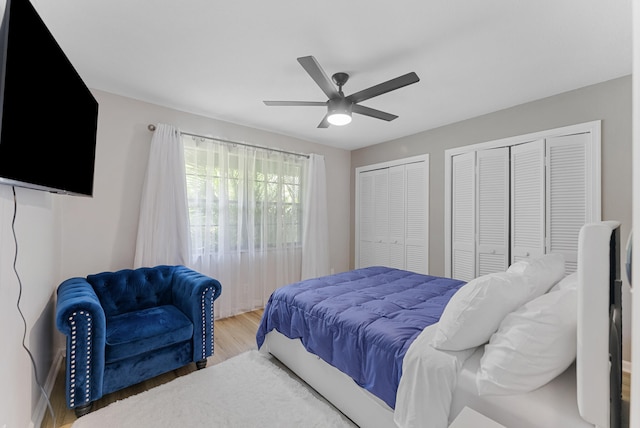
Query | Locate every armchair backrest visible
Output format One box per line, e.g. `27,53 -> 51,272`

88,265 -> 177,317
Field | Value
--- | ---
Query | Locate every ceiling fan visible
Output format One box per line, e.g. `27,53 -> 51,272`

263,56 -> 420,128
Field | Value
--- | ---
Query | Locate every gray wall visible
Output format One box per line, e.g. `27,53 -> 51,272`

60,90 -> 352,281
351,75 -> 632,360
0,186 -> 62,428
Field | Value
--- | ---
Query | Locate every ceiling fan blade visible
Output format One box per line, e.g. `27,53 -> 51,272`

347,72 -> 420,104
317,115 -> 330,128
297,56 -> 339,99
352,104 -> 398,121
264,101 -> 327,106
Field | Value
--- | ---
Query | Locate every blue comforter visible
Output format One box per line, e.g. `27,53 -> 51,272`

256,266 -> 465,408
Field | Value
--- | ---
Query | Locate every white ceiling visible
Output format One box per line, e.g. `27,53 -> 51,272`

31,0 -> 632,151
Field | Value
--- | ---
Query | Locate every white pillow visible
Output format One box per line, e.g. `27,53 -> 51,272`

431,272 -> 531,351
507,253 -> 566,299
550,272 -> 578,292
476,287 -> 577,395
505,259 -> 529,274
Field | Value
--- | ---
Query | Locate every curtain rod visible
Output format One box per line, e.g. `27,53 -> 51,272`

147,124 -> 310,159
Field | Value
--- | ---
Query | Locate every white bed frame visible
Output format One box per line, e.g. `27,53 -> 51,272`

261,221 -> 622,428
262,329 -> 394,428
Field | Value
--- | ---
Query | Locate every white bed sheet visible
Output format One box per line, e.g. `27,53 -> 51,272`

394,324 -> 475,428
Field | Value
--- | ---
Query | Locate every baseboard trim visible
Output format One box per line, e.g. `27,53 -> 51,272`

624,359 -> 632,375
30,348 -> 64,428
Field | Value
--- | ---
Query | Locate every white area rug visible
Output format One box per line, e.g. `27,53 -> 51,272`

71,351 -> 357,428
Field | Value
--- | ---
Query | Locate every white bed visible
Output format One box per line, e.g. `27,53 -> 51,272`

259,221 -> 623,428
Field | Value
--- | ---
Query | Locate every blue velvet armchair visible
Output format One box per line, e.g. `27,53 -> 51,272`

55,265 -> 222,417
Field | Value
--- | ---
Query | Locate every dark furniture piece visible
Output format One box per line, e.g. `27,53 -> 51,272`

55,265 -> 222,416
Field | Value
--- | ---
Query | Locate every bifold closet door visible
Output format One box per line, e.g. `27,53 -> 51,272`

358,170 -> 375,268
371,169 -> 390,265
388,165 -> 406,270
451,148 -> 509,280
546,133 -> 591,273
511,140 -> 546,262
358,161 -> 428,273
405,162 -> 428,274
476,147 -> 510,276
358,168 -> 390,269
451,151 -> 476,281
446,121 -> 600,280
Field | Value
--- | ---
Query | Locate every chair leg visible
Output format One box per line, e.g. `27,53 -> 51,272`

196,358 -> 207,369
74,402 -> 93,417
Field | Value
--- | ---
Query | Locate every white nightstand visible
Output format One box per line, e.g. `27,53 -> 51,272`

449,407 -> 506,428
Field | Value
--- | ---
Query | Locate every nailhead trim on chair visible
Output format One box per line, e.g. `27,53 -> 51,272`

210,287 -> 214,355
201,286 -> 214,359
68,311 -> 92,408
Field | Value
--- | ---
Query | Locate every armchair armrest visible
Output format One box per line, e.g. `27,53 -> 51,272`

170,266 -> 222,361
56,277 -> 107,409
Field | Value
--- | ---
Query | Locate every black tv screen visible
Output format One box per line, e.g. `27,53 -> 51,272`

0,0 -> 98,197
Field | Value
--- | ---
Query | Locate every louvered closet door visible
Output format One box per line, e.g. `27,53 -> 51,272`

405,162 -> 428,274
388,165 -> 406,269
358,170 -> 375,267
452,151 -> 476,281
476,147 -> 510,276
511,140 -> 545,262
372,169 -> 390,266
546,133 -> 590,273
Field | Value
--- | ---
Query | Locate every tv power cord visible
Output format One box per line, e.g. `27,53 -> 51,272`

11,186 -> 57,428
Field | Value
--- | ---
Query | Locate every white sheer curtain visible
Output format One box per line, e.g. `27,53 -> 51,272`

301,153 -> 330,279
183,136 -> 306,318
134,123 -> 191,267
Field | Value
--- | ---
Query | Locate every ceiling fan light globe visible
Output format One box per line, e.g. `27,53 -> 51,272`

328,113 -> 352,126
327,98 -> 353,126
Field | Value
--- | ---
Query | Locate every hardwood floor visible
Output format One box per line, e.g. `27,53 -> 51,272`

623,369 -> 631,428
41,309 -> 264,428
41,308 -> 631,428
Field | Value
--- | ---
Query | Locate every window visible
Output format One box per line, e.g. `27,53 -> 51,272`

183,136 -> 305,258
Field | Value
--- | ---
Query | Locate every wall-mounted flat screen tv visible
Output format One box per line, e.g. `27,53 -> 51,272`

0,0 -> 98,197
